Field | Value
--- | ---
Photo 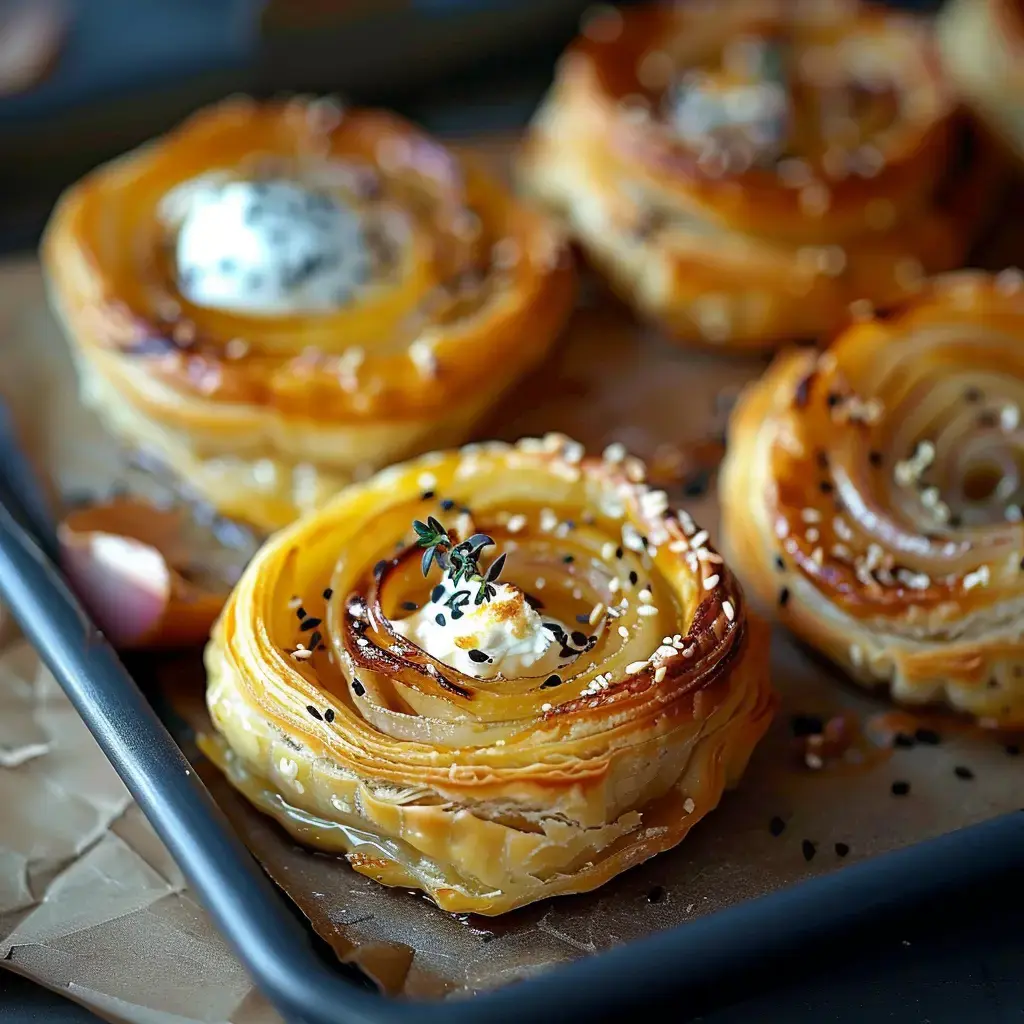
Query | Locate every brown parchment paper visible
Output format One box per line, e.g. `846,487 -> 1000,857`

2,168 -> 1024,1019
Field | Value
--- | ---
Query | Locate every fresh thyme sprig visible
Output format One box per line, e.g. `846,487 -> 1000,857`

411,519 -> 507,607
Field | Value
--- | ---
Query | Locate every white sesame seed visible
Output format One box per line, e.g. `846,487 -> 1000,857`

690,529 -> 710,550
290,648 -> 313,661
805,753 -> 824,770
641,489 -> 669,517
833,517 -> 853,542
540,508 -> 558,533
609,577 -> 621,593
563,440 -> 585,464
801,508 -> 821,524
683,797 -> 695,814
507,514 -> 527,533
669,540 -> 689,553
963,565 -> 990,591
626,661 -> 648,674
278,757 -> 298,779
618,625 -> 630,639
1000,404 -> 1020,432
638,588 -> 653,604
356,637 -> 369,647
535,577 -> 546,590
637,605 -> 659,616
722,600 -> 735,621
622,523 -> 646,552
287,596 -> 303,610
602,541 -> 616,560
849,643 -> 864,667
603,442 -> 627,464
409,340 -> 438,377
806,528 -> 820,544
541,703 -> 552,712
417,472 -> 437,490
703,574 -> 720,590
654,666 -> 667,683
677,510 -> 696,536
696,548 -> 724,564
589,603 -> 605,625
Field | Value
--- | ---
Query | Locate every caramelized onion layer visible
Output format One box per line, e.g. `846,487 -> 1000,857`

722,270 -> 1024,727
205,435 -> 774,913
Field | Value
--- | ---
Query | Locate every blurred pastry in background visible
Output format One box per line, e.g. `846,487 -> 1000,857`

0,0 -> 65,96
720,268 -> 1024,728
42,97 -> 575,532
520,0 -> 1001,351
938,0 -> 1024,163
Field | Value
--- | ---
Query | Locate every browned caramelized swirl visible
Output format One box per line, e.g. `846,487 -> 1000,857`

521,0 -> 1001,349
204,435 -> 774,913
722,270 -> 1024,727
42,98 -> 574,529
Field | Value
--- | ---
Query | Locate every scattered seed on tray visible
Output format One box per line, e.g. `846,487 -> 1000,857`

834,842 -> 850,858
953,765 -> 974,780
802,840 -> 817,862
646,886 -> 665,904
401,601 -> 419,612
914,727 -> 941,745
893,733 -> 915,749
324,709 -> 335,722
769,816 -> 786,837
1006,744 -> 1020,756
891,781 -> 911,796
790,714 -> 824,737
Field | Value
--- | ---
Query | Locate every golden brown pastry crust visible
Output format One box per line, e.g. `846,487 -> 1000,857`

42,98 -> 575,530
520,1 -> 1000,350
720,270 -> 1024,727
204,435 -> 774,914
939,0 -> 1024,162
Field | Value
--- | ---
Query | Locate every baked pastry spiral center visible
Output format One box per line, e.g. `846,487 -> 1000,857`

167,177 -> 371,315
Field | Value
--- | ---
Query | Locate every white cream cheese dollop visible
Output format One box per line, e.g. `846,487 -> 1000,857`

167,178 -> 371,315
393,577 -> 585,681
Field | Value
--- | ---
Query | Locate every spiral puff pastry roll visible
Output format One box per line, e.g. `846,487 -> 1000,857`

519,1 -> 998,350
204,436 -> 774,914
42,98 -> 574,531
939,0 -> 1024,163
721,270 -> 1024,728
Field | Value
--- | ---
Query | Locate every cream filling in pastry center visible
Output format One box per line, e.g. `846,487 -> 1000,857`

393,577 -> 582,681
170,178 -> 370,314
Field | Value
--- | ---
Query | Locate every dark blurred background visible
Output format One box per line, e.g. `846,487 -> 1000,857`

0,0 -> 942,254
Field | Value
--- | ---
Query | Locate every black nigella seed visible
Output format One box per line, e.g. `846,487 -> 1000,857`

306,705 -> 323,721
559,646 -> 576,660
835,842 -> 850,858
816,451 -> 829,470
802,840 -> 817,862
891,781 -> 910,797
628,571 -> 638,586
869,451 -> 883,467
373,560 -> 388,579
542,674 -> 562,688
440,498 -> 455,511
324,708 -> 336,722
826,392 -> 841,408
914,727 -> 941,745
775,555 -> 786,571
435,614 -> 446,627
1006,744 -> 1021,756
964,386 -> 982,403
351,681 -> 365,697
779,587 -> 791,608
616,546 -> 624,559
543,622 -> 563,634
571,631 -> 588,647
299,617 -> 321,632
819,481 -> 834,495
468,649 -> 489,663
563,554 -> 575,563
954,765 -> 974,780
978,411 -> 998,428
576,614 -> 590,624
295,606 -> 306,620
893,733 -> 915,749
431,584 -> 446,603
791,714 -> 824,737
322,587 -> 333,600
401,601 -> 418,612
646,885 -> 665,904
421,490 -> 435,500
682,469 -> 711,498
309,630 -> 322,649
769,816 -> 786,837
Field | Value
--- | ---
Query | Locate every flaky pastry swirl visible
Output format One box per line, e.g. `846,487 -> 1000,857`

520,0 -> 998,349
204,435 -> 774,914
721,270 -> 1024,727
42,98 -> 574,530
